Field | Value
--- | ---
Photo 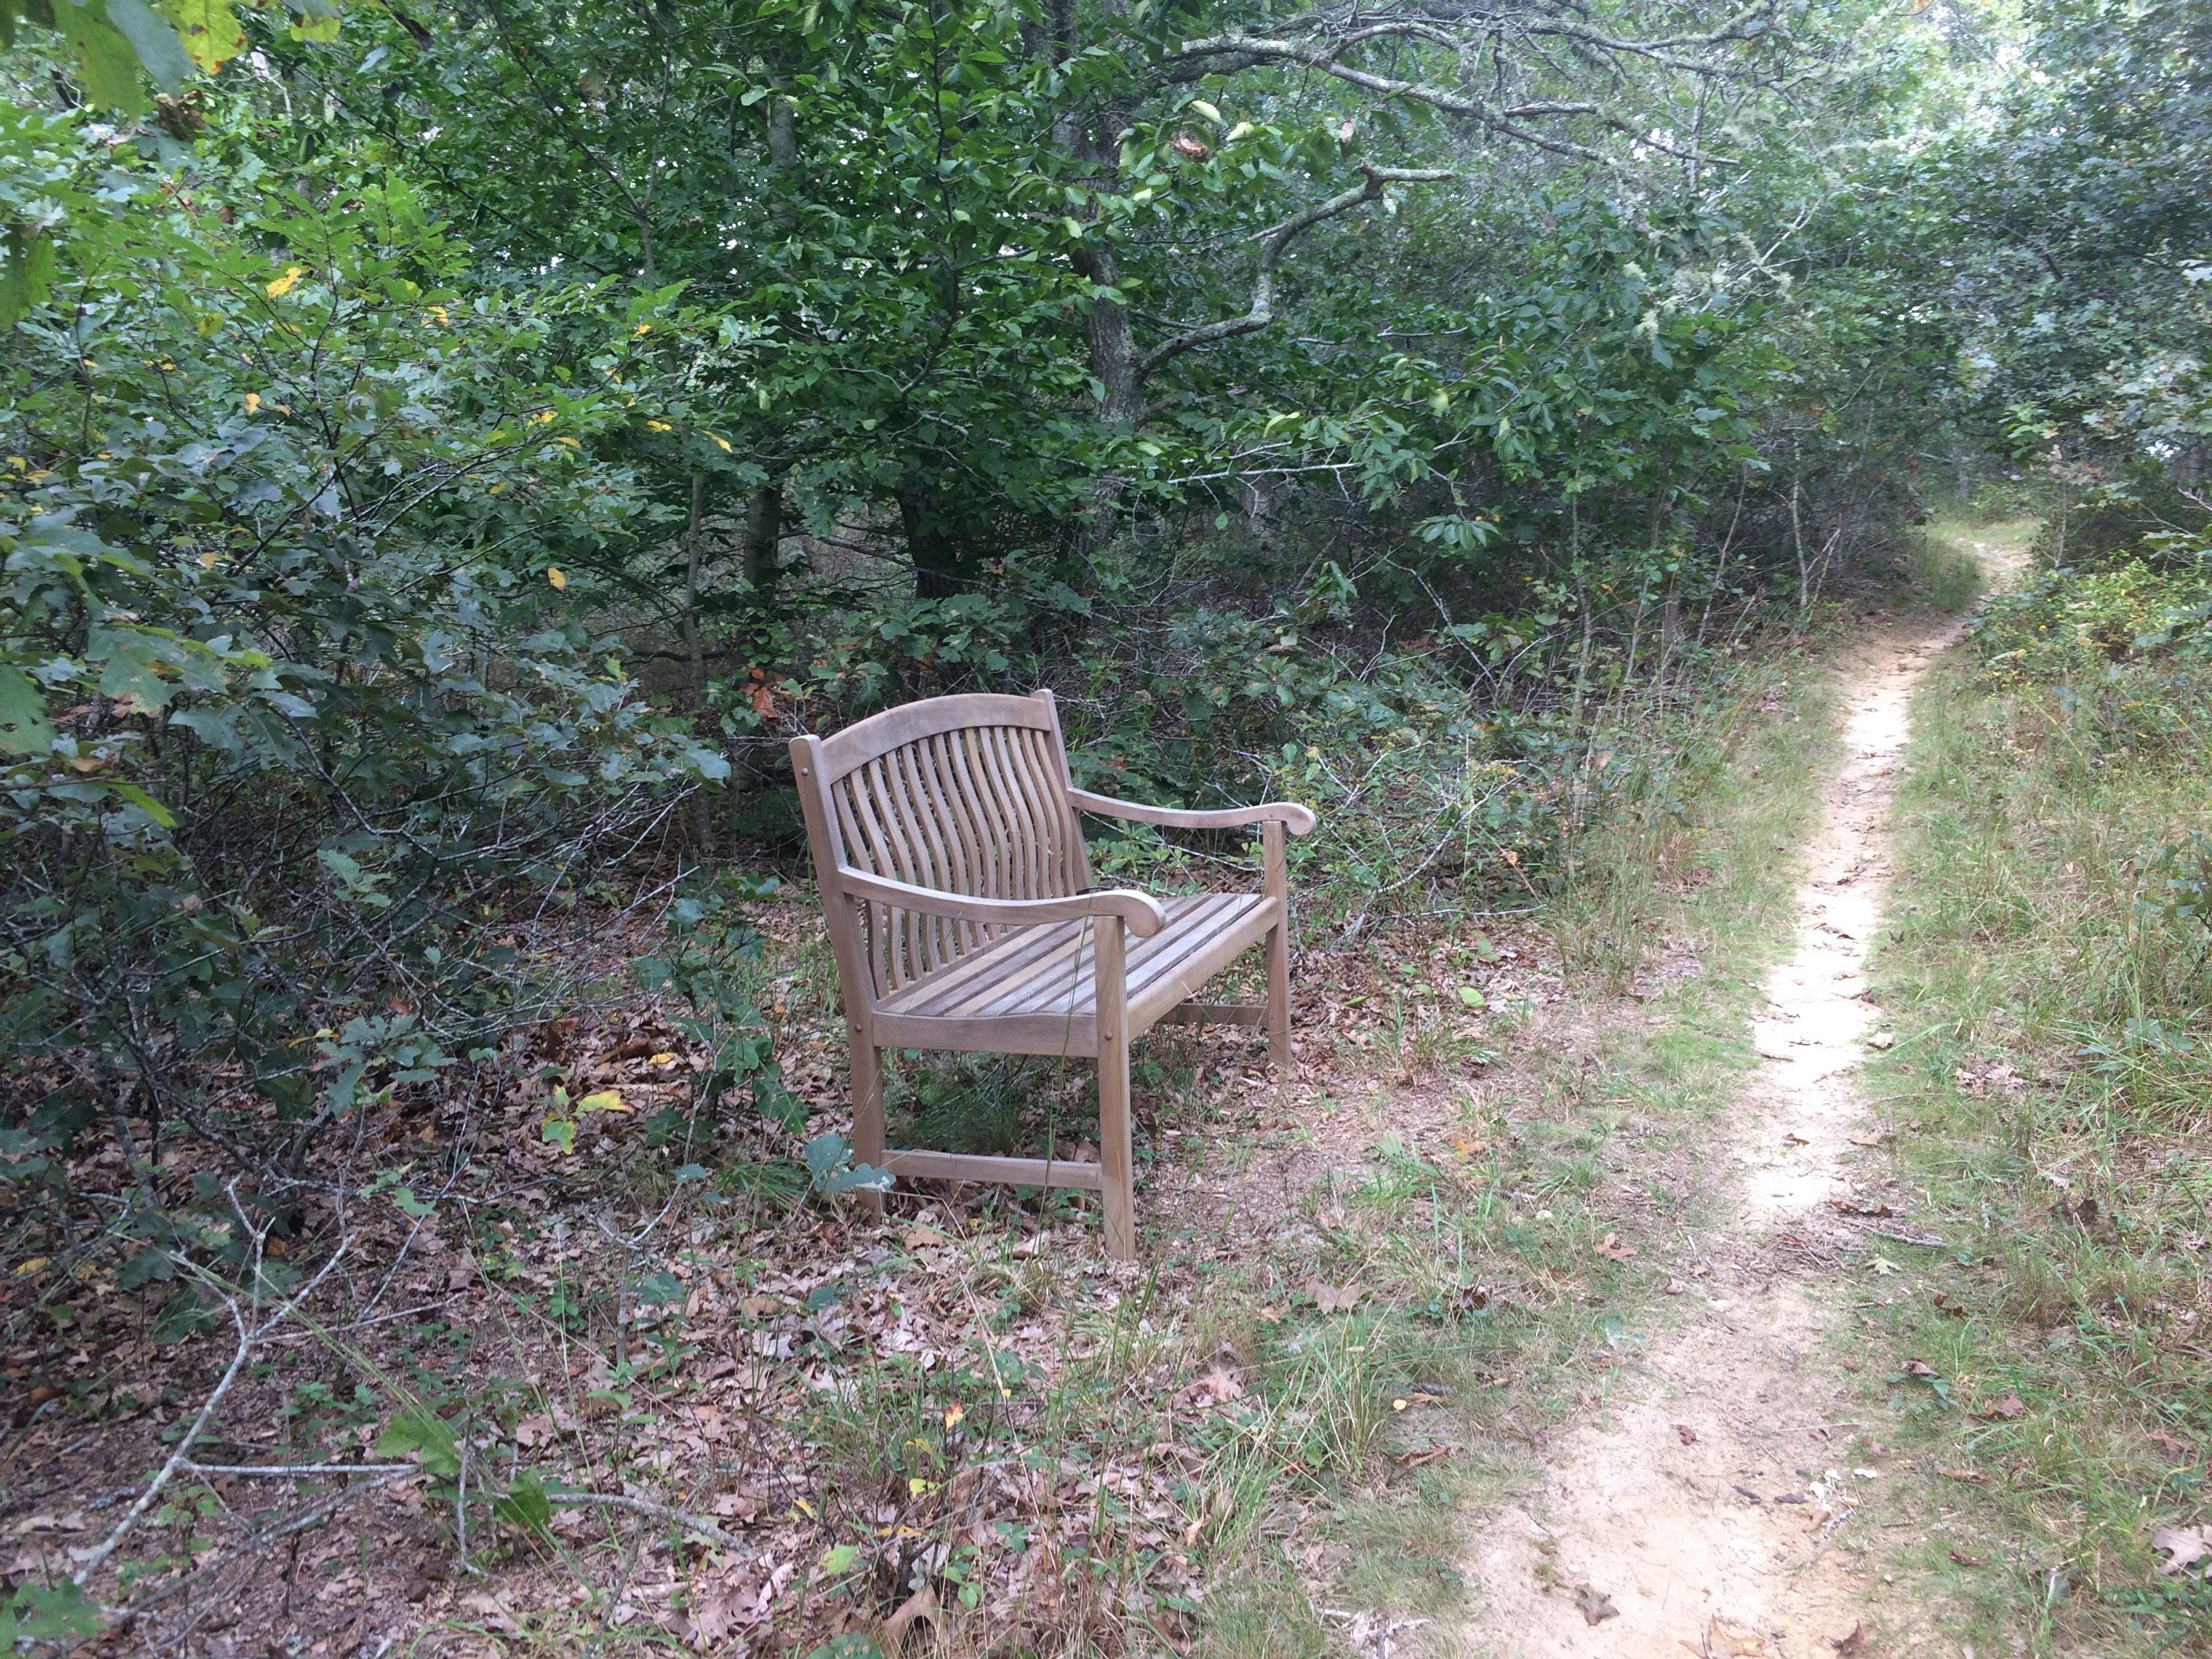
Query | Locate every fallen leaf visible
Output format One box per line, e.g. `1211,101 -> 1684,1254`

2152,1524 -> 2210,1578
1948,1548 -> 1988,1566
2150,1430 -> 2193,1460
1676,1423 -> 1698,1445
1831,1197 -> 1896,1218
881,1582 -> 944,1654
1687,1615 -> 1765,1655
1868,1031 -> 1895,1049
1594,1233 -> 1639,1262
1782,1131 -> 1810,1146
1572,1583 -> 1619,1626
1937,1465 -> 1990,1484
1900,1358 -> 1938,1378
1306,1280 -> 1362,1315
1829,1622 -> 1868,1655
1198,1365 -> 1245,1403
1978,1393 -> 2026,1421
1665,1277 -> 1687,1294
459,1590 -> 520,1634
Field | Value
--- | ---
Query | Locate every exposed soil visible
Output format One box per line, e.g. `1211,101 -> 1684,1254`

1460,601 -> 1977,1657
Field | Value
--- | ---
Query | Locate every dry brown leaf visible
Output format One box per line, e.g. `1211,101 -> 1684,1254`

1675,1423 -> 1698,1445
2153,1524 -> 2210,1577
1199,1365 -> 1245,1403
1572,1583 -> 1619,1626
881,1582 -> 944,1654
1937,1465 -> 1990,1484
1594,1233 -> 1639,1262
1306,1280 -> 1362,1315
1900,1358 -> 1938,1378
1978,1393 -> 2026,1421
1948,1547 -> 1988,1566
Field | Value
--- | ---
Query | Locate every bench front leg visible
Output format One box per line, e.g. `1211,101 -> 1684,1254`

1264,817 -> 1291,1075
1094,915 -> 1136,1261
849,1026 -> 887,1217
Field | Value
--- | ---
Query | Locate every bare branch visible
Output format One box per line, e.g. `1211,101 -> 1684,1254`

1171,24 -> 1755,169
71,1190 -> 350,1588
1138,166 -> 1454,379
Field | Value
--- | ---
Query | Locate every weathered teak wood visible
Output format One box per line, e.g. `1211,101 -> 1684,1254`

790,689 -> 1316,1260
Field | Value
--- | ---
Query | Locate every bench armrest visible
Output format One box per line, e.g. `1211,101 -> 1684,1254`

1067,789 -> 1317,837
836,868 -> 1168,939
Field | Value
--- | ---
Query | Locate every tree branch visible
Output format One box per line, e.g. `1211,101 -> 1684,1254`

1170,27 -> 1750,170
1136,165 -> 1453,380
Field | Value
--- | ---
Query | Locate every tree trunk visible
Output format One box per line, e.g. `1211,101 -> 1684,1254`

766,99 -> 798,233
1070,240 -> 1145,426
899,471 -> 964,601
742,480 -> 782,593
684,476 -> 716,858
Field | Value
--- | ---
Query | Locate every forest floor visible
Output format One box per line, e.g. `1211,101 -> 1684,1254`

14,534 -> 2110,1659
1456,527 -> 2032,1659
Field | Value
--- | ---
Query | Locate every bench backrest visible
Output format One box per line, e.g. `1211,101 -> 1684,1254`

791,691 -> 1092,999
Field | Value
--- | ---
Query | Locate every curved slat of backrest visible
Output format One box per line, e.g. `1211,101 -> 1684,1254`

821,694 -> 1093,997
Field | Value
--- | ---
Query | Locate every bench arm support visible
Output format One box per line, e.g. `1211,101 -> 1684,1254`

836,868 -> 1168,938
1066,789 -> 1317,837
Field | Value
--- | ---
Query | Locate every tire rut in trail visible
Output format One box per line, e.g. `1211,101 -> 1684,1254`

1460,609 -> 1971,1659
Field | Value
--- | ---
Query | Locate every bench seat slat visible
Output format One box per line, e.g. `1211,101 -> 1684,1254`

878,892 -> 1275,1031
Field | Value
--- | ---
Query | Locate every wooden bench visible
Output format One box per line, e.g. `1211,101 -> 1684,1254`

790,691 -> 1316,1258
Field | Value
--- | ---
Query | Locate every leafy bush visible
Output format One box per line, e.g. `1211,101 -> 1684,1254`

0,113 -> 729,1195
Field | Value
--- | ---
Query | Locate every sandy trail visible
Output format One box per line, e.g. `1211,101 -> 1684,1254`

1461,600 -> 1977,1658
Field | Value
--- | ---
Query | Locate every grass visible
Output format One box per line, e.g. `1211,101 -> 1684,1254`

1846,562 -> 2212,1654
1171,653 -> 1842,1649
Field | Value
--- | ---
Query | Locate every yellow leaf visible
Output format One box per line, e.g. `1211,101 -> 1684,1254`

648,1051 -> 677,1066
908,1478 -> 937,1497
577,1089 -> 630,1113
198,551 -> 221,569
425,305 -> 449,326
942,1403 -> 965,1429
14,1257 -> 50,1277
709,433 -> 732,452
266,266 -> 305,298
173,0 -> 247,71
646,419 -> 673,433
243,391 -> 262,414
546,567 -> 567,591
533,408 -> 556,423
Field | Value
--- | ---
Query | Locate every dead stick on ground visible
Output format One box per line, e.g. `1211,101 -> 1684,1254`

549,1492 -> 752,1552
72,1184 -> 350,1589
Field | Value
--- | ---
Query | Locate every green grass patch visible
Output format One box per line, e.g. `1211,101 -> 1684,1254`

1853,554 -> 2212,1656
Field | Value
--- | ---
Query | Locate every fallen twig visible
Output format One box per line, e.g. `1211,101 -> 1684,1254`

548,1491 -> 752,1552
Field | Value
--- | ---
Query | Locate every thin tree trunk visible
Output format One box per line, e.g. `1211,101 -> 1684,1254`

684,476 -> 715,857
742,479 -> 782,593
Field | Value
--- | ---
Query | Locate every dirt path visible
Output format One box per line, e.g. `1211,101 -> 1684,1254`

1460,600 -> 1979,1657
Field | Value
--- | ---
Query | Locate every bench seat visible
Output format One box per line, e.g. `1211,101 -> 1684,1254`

873,892 -> 1279,1054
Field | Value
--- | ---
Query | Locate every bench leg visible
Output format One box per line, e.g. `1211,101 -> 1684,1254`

1095,918 -> 1136,1261
1264,819 -> 1292,1076
849,1030 -> 886,1217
